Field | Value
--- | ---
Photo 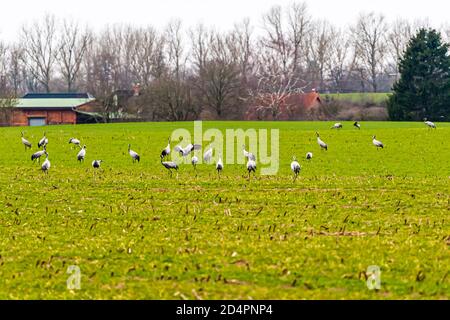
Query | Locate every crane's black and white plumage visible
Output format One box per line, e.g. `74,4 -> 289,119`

69,138 -> 81,147
128,144 -> 140,163
242,145 -> 256,161
424,119 -> 436,129
290,156 -> 301,181
354,121 -> 361,129
38,132 -> 48,148
77,145 -> 87,162
316,132 -> 328,150
160,137 -> 171,159
92,160 -> 102,168
21,132 -> 32,150
306,152 -> 313,160
203,147 -> 213,164
174,143 -> 202,157
246,159 -> 256,179
216,157 -> 223,178
372,135 -> 384,149
161,161 -> 178,176
31,146 -> 47,163
331,123 -> 343,129
41,153 -> 50,174
191,155 -> 198,169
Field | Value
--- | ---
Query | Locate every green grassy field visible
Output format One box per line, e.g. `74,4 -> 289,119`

324,93 -> 390,103
0,121 -> 449,299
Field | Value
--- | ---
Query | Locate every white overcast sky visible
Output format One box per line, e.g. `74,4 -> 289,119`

0,0 -> 449,41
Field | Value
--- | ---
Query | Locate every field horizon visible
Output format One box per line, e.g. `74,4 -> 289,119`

0,121 -> 448,299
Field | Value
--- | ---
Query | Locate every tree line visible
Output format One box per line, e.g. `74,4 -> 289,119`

0,2 -> 447,121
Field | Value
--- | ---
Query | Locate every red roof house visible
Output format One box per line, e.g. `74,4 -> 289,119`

245,91 -> 322,120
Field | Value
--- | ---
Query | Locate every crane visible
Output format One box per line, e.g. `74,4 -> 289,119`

41,152 -> 50,174
161,161 -> 179,177
31,146 -> 47,163
242,145 -> 256,161
246,159 -> 257,180
424,118 -> 436,129
38,132 -> 48,148
77,145 -> 87,162
372,136 -> 384,149
316,132 -> 328,150
160,137 -> 171,159
69,138 -> 81,148
216,157 -> 223,179
331,123 -> 343,129
291,156 -> 301,182
174,143 -> 202,157
128,144 -> 140,163
21,132 -> 32,150
203,146 -> 213,164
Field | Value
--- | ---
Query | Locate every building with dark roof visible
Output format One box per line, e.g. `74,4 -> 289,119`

10,93 -> 98,126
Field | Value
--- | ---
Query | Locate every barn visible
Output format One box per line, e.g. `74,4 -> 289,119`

10,93 -> 98,126
244,90 -> 322,120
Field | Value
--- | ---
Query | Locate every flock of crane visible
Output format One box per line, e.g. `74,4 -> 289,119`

20,120 -> 437,180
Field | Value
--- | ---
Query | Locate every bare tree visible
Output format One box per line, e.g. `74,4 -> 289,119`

248,64 -> 306,120
352,12 -> 388,92
287,2 -> 311,74
6,44 -> 26,96
260,2 -> 310,76
227,19 -> 255,83
189,23 -> 210,73
58,19 -> 92,92
144,19 -> 198,121
83,31 -> 119,121
129,26 -> 165,87
247,2 -> 311,119
306,20 -> 335,90
257,75 -> 299,119
190,27 -> 243,118
21,14 -> 58,92
327,29 -> 355,92
0,43 -> 18,125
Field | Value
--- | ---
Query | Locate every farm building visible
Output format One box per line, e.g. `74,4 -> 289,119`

10,93 -> 101,126
245,91 -> 322,120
